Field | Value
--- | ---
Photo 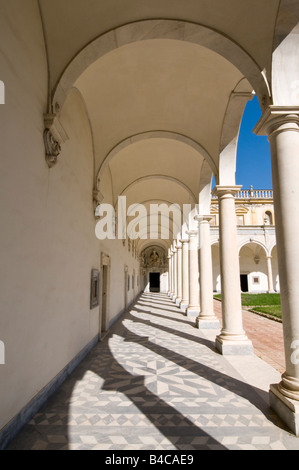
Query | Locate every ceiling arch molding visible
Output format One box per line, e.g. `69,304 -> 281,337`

118,175 -> 198,205
137,239 -> 171,254
238,240 -> 269,257
218,79 -> 255,186
115,198 -> 189,241
126,216 -> 178,241
96,131 -> 217,184
53,19 -> 271,114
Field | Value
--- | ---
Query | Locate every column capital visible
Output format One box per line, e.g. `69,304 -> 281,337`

212,185 -> 242,199
180,238 -> 190,245
186,230 -> 198,237
254,106 -> 299,137
195,214 -> 214,224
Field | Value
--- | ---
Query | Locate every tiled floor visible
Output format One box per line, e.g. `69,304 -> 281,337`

6,293 -> 299,450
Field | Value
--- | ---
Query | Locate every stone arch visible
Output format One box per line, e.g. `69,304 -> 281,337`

218,79 -> 255,186
198,160 -> 213,215
238,239 -> 268,257
137,239 -> 171,255
115,197 -> 183,246
118,175 -> 198,205
96,131 -> 217,184
272,1 -> 299,106
239,241 -> 269,293
53,20 -> 271,113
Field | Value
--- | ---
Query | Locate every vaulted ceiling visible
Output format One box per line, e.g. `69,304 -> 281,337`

38,0 -> 284,246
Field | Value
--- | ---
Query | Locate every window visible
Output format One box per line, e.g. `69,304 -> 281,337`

253,277 -> 260,285
237,215 -> 244,226
264,211 -> 273,225
90,269 -> 100,309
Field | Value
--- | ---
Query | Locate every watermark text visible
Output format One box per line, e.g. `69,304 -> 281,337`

95,196 -> 197,242
0,341 -> 5,365
0,80 -> 5,104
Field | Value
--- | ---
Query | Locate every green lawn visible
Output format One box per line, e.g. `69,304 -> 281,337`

214,293 -> 282,320
240,293 -> 281,307
252,305 -> 282,320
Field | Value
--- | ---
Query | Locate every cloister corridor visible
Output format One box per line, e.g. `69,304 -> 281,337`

6,293 -> 299,451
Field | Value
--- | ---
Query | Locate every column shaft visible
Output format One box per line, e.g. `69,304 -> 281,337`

172,246 -> 178,301
196,216 -> 220,329
186,231 -> 200,317
176,243 -> 182,305
255,110 -> 299,436
266,256 -> 275,293
214,186 -> 253,355
180,240 -> 189,311
268,117 -> 299,400
168,253 -> 172,296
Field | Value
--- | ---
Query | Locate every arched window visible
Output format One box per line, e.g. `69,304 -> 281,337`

264,211 -> 273,225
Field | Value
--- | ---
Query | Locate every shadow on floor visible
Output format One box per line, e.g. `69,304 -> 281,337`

5,294 -> 288,450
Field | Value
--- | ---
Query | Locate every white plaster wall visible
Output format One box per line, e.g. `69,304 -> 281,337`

0,0 -> 52,431
0,3 -> 142,432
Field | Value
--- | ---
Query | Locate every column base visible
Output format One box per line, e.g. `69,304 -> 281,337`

196,316 -> 220,330
175,297 -> 182,306
186,307 -> 201,318
180,301 -> 188,312
216,335 -> 253,356
270,384 -> 299,436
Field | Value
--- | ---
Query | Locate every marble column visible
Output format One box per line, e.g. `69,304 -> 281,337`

186,231 -> 200,317
266,255 -> 275,294
180,239 -> 189,311
172,243 -> 178,301
213,186 -> 253,355
196,215 -> 220,329
171,249 -> 175,298
168,250 -> 172,297
175,241 -> 183,305
255,108 -> 299,436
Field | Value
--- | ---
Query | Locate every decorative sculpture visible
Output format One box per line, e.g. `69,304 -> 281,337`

44,128 -> 61,168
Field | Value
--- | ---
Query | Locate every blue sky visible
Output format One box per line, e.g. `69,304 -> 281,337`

235,95 -> 272,189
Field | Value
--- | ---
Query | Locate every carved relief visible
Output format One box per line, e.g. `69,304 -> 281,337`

44,129 -> 61,168
141,246 -> 167,268
43,113 -> 68,168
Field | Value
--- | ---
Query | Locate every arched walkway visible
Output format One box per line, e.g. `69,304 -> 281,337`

6,293 -> 299,451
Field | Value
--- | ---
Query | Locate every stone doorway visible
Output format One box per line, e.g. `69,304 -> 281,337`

150,273 -> 160,293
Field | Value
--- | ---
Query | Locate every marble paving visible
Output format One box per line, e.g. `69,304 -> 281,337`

6,293 -> 299,450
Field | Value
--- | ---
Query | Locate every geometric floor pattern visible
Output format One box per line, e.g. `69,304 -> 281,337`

6,293 -> 299,450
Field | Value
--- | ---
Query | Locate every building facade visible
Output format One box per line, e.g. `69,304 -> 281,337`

211,187 -> 279,294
